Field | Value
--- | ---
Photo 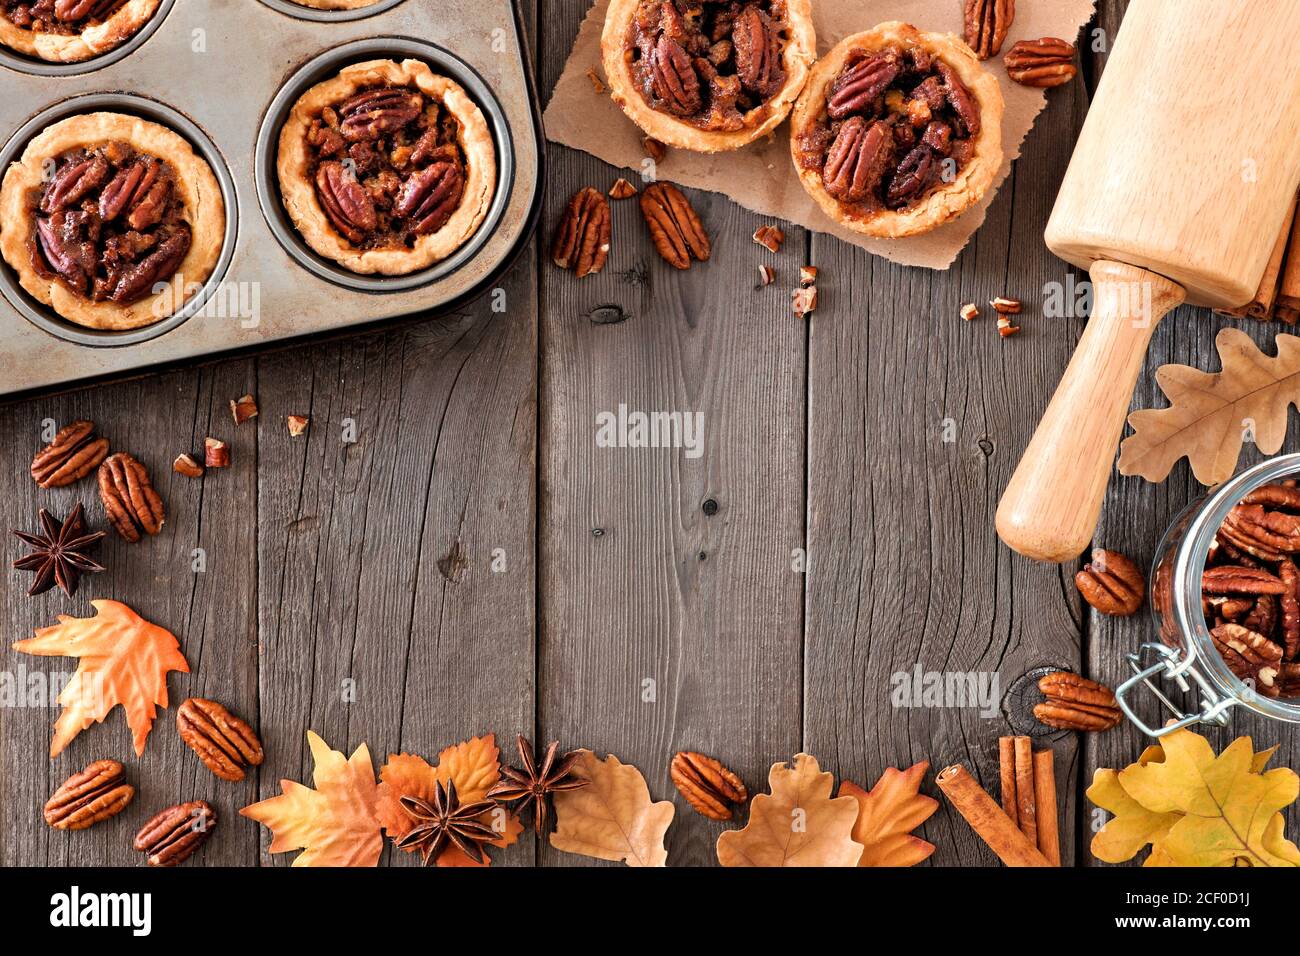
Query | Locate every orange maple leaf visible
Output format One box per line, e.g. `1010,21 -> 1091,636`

240,731 -> 383,867
840,760 -> 939,867
12,599 -> 189,758
376,734 -> 522,866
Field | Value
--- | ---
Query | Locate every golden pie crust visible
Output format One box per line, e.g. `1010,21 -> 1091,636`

277,58 -> 497,276
602,0 -> 816,153
0,0 -> 161,63
0,112 -> 225,331
790,22 -> 1004,239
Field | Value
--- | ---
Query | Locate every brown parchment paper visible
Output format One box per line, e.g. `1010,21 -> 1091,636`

544,0 -> 1097,269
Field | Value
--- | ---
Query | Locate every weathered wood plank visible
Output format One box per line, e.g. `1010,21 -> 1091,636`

803,67 -> 1090,863
254,254 -> 538,867
537,0 -> 807,866
0,360 -> 260,866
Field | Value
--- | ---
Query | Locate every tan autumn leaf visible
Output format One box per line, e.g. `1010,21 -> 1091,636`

717,753 -> 863,867
375,735 -> 522,866
841,761 -> 938,867
240,731 -> 383,867
1119,328 -> 1300,485
12,600 -> 189,757
550,750 -> 674,866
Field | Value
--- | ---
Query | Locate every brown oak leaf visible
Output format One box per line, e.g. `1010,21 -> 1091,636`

240,731 -> 382,867
716,753 -> 863,867
840,760 -> 938,866
550,750 -> 674,866
1119,328 -> 1300,485
12,600 -> 189,757
375,734 -> 522,866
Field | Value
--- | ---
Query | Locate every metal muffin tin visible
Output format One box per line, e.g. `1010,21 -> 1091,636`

0,0 -> 541,396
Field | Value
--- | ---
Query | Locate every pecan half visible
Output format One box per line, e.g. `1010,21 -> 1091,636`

1281,559 -> 1300,659
40,155 -> 109,214
54,0 -> 117,20
1003,38 -> 1078,88
935,60 -> 980,137
827,52 -> 900,120
640,182 -> 710,269
177,697 -> 264,781
107,227 -> 190,304
44,760 -> 134,831
98,452 -> 165,542
650,36 -> 702,116
1212,623 -> 1284,692
338,88 -> 423,141
316,161 -> 377,244
1075,548 -> 1145,616
732,6 -> 780,95
1202,564 -> 1287,596
963,0 -> 1015,60
133,801 -> 216,867
395,161 -> 464,235
551,186 -> 611,279
823,117 -> 893,204
886,145 -> 937,208
31,420 -> 109,488
1243,484 -> 1300,511
670,751 -> 747,820
1034,672 -> 1121,732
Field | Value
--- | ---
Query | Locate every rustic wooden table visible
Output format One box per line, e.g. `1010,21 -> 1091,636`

3,0 -> 1296,867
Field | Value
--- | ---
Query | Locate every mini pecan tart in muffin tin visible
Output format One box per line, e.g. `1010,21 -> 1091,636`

790,22 -> 1004,238
276,58 -> 497,276
602,0 -> 815,152
0,0 -> 161,63
0,112 -> 225,330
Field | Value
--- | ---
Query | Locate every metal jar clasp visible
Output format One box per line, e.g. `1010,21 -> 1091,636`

1114,642 -> 1238,738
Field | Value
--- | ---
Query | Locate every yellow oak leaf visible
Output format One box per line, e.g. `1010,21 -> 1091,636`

717,753 -> 863,867
375,735 -> 522,867
240,731 -> 382,867
840,761 -> 938,867
1119,328 -> 1300,485
1089,728 -> 1300,867
550,750 -> 674,866
12,600 -> 189,757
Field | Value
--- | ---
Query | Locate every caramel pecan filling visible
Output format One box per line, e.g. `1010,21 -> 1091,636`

798,45 -> 982,214
306,84 -> 467,250
627,0 -> 790,132
31,142 -> 192,306
2,0 -> 127,36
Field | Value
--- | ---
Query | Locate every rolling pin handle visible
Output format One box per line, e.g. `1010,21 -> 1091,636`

995,260 -> 1186,563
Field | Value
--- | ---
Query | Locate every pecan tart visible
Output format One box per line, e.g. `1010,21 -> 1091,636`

602,0 -> 816,152
277,59 -> 497,276
0,112 -> 225,330
0,0 -> 161,63
790,23 -> 1004,238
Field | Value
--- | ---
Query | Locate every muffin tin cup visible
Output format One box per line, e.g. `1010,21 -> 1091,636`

0,0 -> 176,78
258,0 -> 407,23
255,36 -> 516,294
0,92 -> 239,348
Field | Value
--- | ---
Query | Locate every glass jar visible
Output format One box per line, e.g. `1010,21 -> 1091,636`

1119,454 -> 1300,737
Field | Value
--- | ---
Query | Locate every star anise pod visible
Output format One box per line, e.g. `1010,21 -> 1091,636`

12,503 -> 106,597
486,735 -> 587,832
395,780 -> 497,865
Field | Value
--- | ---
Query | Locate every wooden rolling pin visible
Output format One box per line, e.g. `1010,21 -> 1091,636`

996,0 -> 1300,563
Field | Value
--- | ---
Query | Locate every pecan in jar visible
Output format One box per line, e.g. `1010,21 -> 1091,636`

44,759 -> 134,831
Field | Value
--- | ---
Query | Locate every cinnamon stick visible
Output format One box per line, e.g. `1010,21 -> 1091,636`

1219,194 -> 1298,320
1013,736 -> 1037,844
1277,208 -> 1300,324
998,736 -> 1018,827
936,764 -> 1052,867
1032,749 -> 1061,866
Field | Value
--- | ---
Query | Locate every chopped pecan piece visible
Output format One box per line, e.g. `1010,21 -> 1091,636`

133,801 -> 216,867
609,177 -> 638,200
31,420 -> 109,488
551,187 -> 611,279
1075,548 -> 1145,616
586,67 -> 607,94
752,224 -> 784,253
757,264 -> 775,285
230,393 -> 258,426
991,296 -> 1022,314
287,414 -> 310,437
640,182 -> 710,269
204,437 -> 231,469
643,137 -> 668,162
98,452 -> 165,542
177,697 -> 264,781
44,760 -> 134,831
670,751 -> 747,820
960,303 -> 979,322
963,0 -> 1015,60
173,453 -> 203,478
791,285 -> 818,317
997,316 -> 1021,338
1004,38 -> 1078,88
799,265 -> 817,287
